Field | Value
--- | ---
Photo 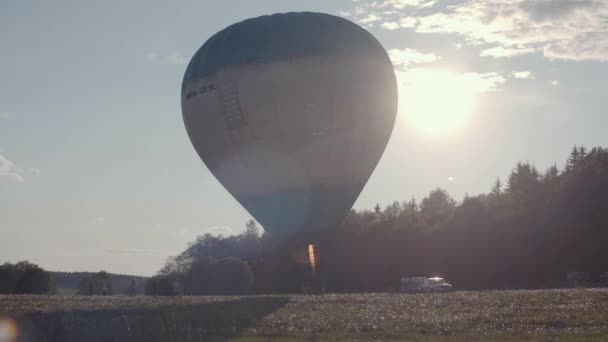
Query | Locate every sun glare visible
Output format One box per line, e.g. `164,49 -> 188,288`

398,69 -> 477,135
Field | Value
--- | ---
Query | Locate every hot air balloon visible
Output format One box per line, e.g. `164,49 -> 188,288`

182,12 -> 397,236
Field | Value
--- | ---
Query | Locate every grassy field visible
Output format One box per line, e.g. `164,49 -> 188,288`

2,289 -> 608,341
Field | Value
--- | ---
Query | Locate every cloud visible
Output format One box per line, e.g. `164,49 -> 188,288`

396,68 -> 506,94
388,48 -> 440,70
543,32 -> 608,61
551,80 -> 560,86
519,0 -> 598,22
511,71 -> 533,79
380,0 -> 437,9
341,0 -> 608,61
146,52 -> 188,65
481,46 -> 536,58
360,13 -> 381,24
343,0 -> 435,28
0,112 -> 9,119
399,17 -> 418,28
382,21 -> 400,30
0,153 -> 23,182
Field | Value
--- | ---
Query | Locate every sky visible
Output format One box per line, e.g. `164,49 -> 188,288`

1,0 -> 607,276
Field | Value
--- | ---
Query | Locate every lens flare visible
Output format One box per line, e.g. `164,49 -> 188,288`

0,317 -> 18,342
308,244 -> 316,274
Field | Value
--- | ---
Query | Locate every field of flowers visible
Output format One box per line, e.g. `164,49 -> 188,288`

2,289 -> 608,341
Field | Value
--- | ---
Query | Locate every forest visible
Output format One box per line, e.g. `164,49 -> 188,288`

146,146 -> 608,295
2,146 -> 606,296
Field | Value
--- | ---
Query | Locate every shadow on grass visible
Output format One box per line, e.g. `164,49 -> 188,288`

15,297 -> 289,342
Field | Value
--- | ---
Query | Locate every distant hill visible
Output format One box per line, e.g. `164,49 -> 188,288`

50,272 -> 148,295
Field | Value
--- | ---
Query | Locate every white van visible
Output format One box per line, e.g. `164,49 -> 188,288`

400,277 -> 452,293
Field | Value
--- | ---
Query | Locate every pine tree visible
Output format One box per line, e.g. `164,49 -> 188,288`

374,203 -> 381,214
566,146 -> 580,172
543,165 -> 559,183
491,177 -> 503,196
579,145 -> 587,159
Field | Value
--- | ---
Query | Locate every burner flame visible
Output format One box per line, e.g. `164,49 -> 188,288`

308,244 -> 316,274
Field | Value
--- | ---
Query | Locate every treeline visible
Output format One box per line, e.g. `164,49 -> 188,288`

0,261 -> 54,294
146,222 -> 260,295
51,271 -> 147,295
0,264 -> 147,296
149,146 -> 608,294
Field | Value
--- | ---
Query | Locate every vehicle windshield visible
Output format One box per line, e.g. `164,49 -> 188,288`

427,277 -> 446,285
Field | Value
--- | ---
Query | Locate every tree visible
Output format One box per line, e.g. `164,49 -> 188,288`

244,219 -> 260,238
145,274 -> 181,296
77,271 -> 113,295
566,145 -> 586,172
491,177 -> 503,197
209,257 -> 254,295
0,261 -> 53,294
384,201 -> 402,220
543,165 -> 560,183
579,146 -> 587,159
420,188 -> 456,229
507,162 -> 540,194
0,263 -> 21,293
159,255 -> 189,276
147,145 -> 608,293
184,257 -> 214,295
127,278 -> 137,296
17,267 -> 54,294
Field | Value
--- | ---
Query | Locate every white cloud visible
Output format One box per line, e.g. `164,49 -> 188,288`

419,0 -> 608,61
396,68 -> 506,93
0,153 -> 23,182
551,80 -> 560,86
544,32 -> 608,61
360,13 -> 381,24
512,71 -> 533,79
344,0 -> 435,28
388,48 -> 440,70
399,17 -> 418,28
481,46 -> 536,58
146,52 -> 188,65
380,0 -> 436,9
342,0 -> 608,61
382,21 -> 400,30
29,167 -> 41,175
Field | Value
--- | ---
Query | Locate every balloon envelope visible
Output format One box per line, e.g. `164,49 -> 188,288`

182,12 -> 397,234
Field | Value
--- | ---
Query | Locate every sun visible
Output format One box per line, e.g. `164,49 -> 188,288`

398,69 -> 476,134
